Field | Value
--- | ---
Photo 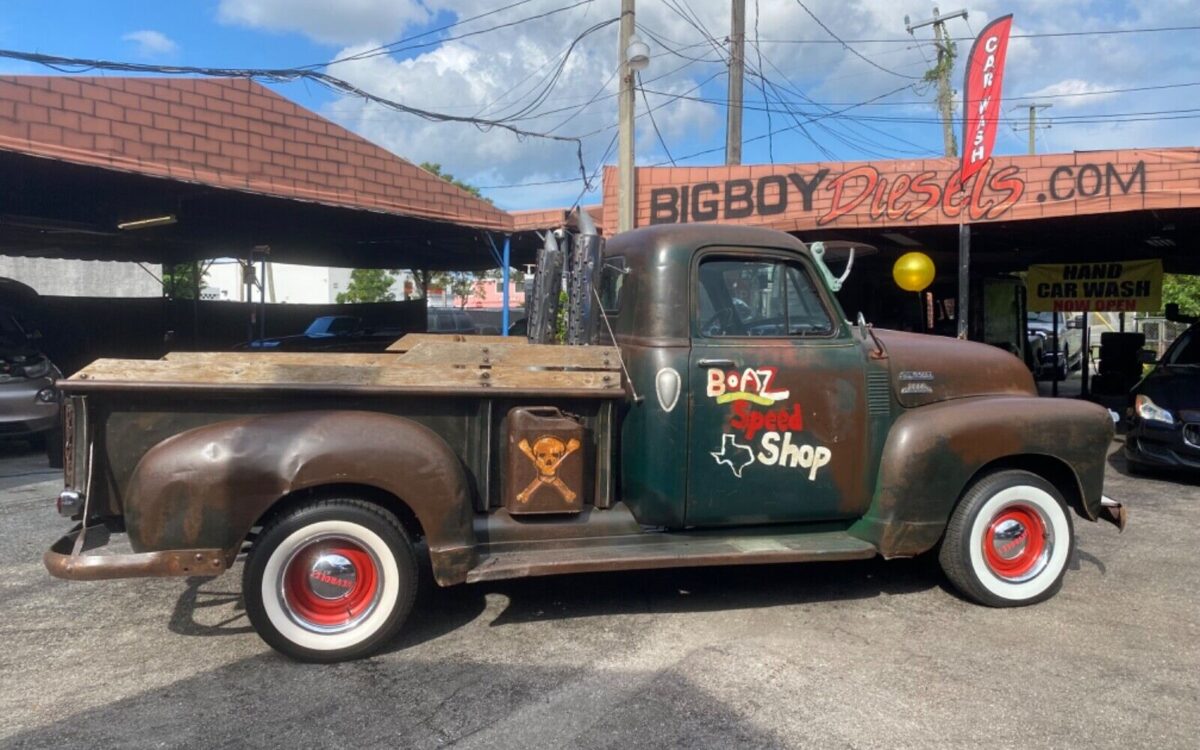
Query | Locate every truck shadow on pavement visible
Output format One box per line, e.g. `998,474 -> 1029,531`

166,554 -> 943,655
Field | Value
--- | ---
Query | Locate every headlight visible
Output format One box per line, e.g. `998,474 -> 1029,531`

21,358 -> 52,379
1135,394 -> 1174,425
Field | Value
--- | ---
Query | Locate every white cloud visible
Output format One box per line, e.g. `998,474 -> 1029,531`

1023,79 -> 1116,108
217,0 -> 430,46
121,30 -> 178,57
235,0 -> 1200,209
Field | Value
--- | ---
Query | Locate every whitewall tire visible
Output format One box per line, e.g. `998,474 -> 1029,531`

939,470 -> 1074,607
244,498 -> 418,662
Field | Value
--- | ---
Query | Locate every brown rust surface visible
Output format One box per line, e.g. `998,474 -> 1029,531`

123,410 -> 480,585
65,357 -> 621,393
387,333 -> 521,352
44,526 -> 226,580
66,338 -> 622,397
852,395 -> 1113,557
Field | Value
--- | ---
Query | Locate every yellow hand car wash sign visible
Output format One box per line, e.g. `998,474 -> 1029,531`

1027,260 -> 1162,313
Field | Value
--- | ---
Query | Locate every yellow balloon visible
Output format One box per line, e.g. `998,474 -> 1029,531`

893,251 -> 936,292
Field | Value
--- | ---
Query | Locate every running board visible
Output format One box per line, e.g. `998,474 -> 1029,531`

465,530 -> 877,583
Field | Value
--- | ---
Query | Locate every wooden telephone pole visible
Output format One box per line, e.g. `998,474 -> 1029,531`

906,6 -> 969,157
617,0 -> 636,232
725,0 -> 746,165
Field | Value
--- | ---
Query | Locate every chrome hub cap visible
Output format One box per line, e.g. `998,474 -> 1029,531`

279,534 -> 382,634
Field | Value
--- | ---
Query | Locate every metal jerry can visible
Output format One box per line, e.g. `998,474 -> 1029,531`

505,407 -> 587,515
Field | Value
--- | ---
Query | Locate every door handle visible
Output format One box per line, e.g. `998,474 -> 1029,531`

697,358 -> 737,368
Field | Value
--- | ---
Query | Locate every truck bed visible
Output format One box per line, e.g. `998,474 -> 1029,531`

62,334 -> 624,398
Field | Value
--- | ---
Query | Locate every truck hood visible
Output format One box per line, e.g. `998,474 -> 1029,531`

872,329 -> 1036,407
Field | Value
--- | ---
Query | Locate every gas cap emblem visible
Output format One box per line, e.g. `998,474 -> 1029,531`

307,552 -> 358,599
656,367 -> 681,413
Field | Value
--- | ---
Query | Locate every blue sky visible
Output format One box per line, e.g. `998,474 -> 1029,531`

3,1 -> 1198,211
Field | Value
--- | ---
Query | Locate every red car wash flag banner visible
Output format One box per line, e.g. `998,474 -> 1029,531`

960,14 -> 1014,184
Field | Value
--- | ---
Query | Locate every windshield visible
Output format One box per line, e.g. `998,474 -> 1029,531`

1164,327 -> 1199,366
1027,312 -> 1056,323
305,316 -> 358,336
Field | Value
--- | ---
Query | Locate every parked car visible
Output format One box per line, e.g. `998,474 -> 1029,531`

244,316 -> 406,353
427,307 -> 478,334
1027,312 -> 1084,378
1125,322 -> 1200,473
0,303 -> 62,467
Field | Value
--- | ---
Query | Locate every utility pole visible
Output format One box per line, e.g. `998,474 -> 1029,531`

725,0 -> 746,165
617,0 -> 636,232
906,6 -> 969,157
1015,103 -> 1052,155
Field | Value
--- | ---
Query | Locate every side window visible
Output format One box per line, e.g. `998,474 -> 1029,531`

697,256 -> 832,337
599,256 -> 626,313
785,265 -> 833,335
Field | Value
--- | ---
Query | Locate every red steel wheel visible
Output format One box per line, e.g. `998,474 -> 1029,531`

939,469 -> 1073,607
244,498 -> 418,662
981,504 -> 1051,582
282,537 -> 382,632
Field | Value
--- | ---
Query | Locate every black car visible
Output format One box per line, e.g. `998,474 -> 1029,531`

244,315 -> 407,353
1125,322 -> 1200,472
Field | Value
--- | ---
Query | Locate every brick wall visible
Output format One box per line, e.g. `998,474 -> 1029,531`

601,148 -> 1200,235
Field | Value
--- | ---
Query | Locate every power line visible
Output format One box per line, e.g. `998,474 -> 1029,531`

793,0 -> 921,80
638,72 -> 676,165
0,46 -> 607,188
322,0 -> 597,67
478,70 -> 726,189
655,83 -> 918,166
754,24 -> 1200,44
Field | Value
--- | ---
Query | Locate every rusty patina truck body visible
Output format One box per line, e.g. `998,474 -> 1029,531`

46,224 -> 1125,661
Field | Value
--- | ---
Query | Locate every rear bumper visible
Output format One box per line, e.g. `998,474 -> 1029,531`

44,524 -> 227,581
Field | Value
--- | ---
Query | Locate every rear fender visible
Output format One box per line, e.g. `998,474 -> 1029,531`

124,411 -> 477,585
849,396 -> 1112,557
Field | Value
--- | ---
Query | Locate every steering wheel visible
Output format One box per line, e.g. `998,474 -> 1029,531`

703,307 -> 739,337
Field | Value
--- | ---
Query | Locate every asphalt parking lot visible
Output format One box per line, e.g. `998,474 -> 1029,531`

2,438 -> 1197,749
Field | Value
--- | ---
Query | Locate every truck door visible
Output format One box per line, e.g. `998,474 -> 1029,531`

686,250 -> 869,526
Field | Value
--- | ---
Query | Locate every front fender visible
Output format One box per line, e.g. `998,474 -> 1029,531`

124,410 -> 476,584
850,396 -> 1113,557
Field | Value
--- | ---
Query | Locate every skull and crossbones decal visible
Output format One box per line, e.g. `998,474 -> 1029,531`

516,435 -> 581,504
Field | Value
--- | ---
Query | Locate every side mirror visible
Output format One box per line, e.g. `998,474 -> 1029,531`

1066,316 -> 1082,329
1137,349 -> 1158,365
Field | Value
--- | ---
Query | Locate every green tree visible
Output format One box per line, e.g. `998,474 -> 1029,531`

431,271 -> 485,309
336,268 -> 398,304
1162,273 -> 1200,317
419,162 -> 492,203
412,164 -> 496,305
162,262 -> 206,299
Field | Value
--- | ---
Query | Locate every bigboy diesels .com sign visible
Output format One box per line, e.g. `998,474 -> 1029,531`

643,157 -> 1149,228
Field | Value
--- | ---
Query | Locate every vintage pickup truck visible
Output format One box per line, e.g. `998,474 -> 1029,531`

45,222 -> 1125,662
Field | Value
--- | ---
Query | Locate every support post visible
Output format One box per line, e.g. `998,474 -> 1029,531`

617,0 -> 636,232
1051,311 -> 1060,397
725,0 -> 746,166
1080,314 -> 1090,397
501,235 -> 511,336
957,222 -> 970,339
